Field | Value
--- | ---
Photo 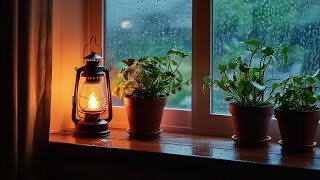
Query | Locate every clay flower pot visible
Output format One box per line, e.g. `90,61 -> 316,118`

275,109 -> 320,152
124,96 -> 166,139
229,103 -> 274,147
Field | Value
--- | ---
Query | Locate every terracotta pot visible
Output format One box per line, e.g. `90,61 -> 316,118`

124,96 -> 166,139
275,109 -> 320,151
229,103 -> 274,146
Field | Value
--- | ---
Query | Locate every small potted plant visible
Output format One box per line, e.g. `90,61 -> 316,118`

112,49 -> 190,138
203,40 -> 288,146
272,70 -> 320,152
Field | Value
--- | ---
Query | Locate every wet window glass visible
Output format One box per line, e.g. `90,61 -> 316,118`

211,0 -> 320,114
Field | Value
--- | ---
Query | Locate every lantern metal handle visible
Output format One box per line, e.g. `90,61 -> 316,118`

102,67 -> 113,122
82,35 -> 102,58
72,66 -> 84,124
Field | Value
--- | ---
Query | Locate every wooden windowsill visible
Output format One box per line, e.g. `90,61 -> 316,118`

49,128 -> 320,178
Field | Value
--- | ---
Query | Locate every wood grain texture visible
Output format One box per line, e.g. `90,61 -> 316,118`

49,128 -> 320,179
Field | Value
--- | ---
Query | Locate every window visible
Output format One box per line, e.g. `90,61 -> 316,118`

104,0 -> 192,110
89,0 -> 320,139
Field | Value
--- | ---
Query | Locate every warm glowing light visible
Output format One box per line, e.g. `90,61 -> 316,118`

88,93 -> 99,110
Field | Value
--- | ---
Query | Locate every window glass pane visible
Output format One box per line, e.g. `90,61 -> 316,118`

211,0 -> 320,114
104,0 -> 192,109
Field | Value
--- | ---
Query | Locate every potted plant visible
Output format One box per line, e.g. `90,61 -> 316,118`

272,70 -> 320,152
203,40 -> 288,146
112,49 -> 190,138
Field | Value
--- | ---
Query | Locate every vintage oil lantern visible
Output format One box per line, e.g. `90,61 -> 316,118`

72,35 -> 112,137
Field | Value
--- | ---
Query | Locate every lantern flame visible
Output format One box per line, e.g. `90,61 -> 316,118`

88,93 -> 99,110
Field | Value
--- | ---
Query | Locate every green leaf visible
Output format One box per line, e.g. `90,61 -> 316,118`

122,70 -> 129,80
203,82 -> 210,92
275,92 -> 281,101
238,80 -> 253,96
252,67 -> 261,73
305,88 -> 314,96
270,83 -> 280,94
218,64 -> 227,72
305,76 -> 316,85
243,40 -> 260,47
225,96 -> 233,101
185,81 -> 191,86
164,71 -> 175,77
203,76 -> 212,84
250,81 -> 266,91
228,62 -> 238,69
167,49 -> 188,58
152,56 -> 160,61
293,77 -> 303,85
121,58 -> 135,66
171,59 -> 178,66
239,63 -> 251,72
282,46 -> 288,64
214,80 -> 230,92
249,72 -> 257,81
272,83 -> 280,91
306,96 -> 318,105
252,64 -> 266,74
261,47 -> 274,56
138,57 -> 148,62
172,82 -> 181,89
283,90 -> 293,99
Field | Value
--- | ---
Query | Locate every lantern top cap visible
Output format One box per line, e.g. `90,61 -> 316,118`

83,51 -> 103,59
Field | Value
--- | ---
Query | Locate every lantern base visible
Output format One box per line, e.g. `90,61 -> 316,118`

74,119 -> 110,137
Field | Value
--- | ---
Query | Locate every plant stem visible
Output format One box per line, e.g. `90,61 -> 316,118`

259,54 -> 266,79
168,56 -> 173,72
261,56 -> 272,82
283,77 -> 292,92
264,95 -> 273,103
249,47 -> 259,66
173,55 -> 184,73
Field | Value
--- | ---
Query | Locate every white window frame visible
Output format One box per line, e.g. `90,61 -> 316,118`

88,0 -> 320,141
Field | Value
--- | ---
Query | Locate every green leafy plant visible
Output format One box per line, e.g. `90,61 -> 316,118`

272,69 -> 320,111
203,40 -> 288,106
112,49 -> 191,99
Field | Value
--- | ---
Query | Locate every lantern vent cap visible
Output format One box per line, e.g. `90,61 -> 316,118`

83,51 -> 103,59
